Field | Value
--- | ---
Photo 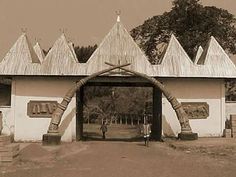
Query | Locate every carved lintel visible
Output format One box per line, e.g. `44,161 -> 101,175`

182,102 -> 209,119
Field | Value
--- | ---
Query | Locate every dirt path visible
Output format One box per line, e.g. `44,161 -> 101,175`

1,141 -> 236,177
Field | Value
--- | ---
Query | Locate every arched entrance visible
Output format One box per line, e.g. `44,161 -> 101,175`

76,78 -> 162,141
42,63 -> 198,145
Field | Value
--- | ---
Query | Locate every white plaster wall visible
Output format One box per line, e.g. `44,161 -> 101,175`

14,77 -> 77,142
1,76 -> 226,140
161,78 -> 225,137
0,79 -> 16,136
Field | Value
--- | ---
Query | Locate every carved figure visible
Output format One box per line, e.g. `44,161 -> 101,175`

183,103 -> 209,119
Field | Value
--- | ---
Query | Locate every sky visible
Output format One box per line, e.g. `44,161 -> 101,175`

0,0 -> 236,58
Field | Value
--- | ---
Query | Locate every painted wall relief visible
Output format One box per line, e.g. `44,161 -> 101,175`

182,102 -> 209,119
27,101 -> 58,118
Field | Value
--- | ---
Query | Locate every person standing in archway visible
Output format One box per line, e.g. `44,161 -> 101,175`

142,115 -> 151,146
100,121 -> 108,139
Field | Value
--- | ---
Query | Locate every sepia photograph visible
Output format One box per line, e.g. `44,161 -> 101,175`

0,0 -> 236,176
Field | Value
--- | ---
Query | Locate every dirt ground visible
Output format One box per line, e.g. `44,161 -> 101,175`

1,138 -> 236,177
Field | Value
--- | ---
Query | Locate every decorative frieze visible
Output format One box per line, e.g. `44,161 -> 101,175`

182,102 -> 209,119
27,101 -> 58,118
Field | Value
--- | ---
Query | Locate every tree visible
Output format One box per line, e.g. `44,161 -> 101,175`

130,0 -> 236,64
74,45 -> 97,63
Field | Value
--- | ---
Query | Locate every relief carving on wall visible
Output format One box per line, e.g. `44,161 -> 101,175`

27,101 -> 58,118
181,102 -> 209,119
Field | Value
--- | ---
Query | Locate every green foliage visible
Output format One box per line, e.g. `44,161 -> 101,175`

131,0 -> 236,63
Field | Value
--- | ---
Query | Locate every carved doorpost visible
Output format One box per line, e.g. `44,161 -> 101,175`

76,86 -> 84,141
0,111 -> 3,135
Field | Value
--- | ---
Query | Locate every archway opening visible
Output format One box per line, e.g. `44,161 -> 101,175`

76,78 -> 162,141
43,63 -> 197,146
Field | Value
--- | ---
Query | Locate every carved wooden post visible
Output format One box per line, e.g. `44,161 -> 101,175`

105,62 -> 198,140
43,63 -> 131,145
0,111 -> 3,135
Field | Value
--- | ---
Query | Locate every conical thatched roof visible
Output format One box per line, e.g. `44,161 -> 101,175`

0,19 -> 235,78
34,42 -> 45,63
0,33 -> 40,75
155,34 -> 194,76
42,33 -> 78,74
197,36 -> 236,76
86,18 -> 153,75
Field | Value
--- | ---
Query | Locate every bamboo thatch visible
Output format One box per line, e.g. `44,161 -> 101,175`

85,20 -> 153,75
0,20 -> 236,78
33,42 -> 45,63
194,46 -> 203,64
41,34 -> 78,75
154,34 -> 195,77
68,42 -> 78,61
0,33 -> 40,75
197,36 -> 236,77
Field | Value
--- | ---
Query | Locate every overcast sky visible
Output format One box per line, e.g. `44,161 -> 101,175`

0,0 -> 235,58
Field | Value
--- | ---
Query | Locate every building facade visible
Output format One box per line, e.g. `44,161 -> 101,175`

0,18 -> 235,142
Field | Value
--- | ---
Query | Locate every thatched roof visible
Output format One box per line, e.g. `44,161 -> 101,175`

85,18 -> 152,75
33,42 -> 45,63
0,33 -> 40,75
197,36 -> 236,76
68,42 -> 78,61
194,46 -> 203,64
154,34 -> 194,77
0,18 -> 235,78
41,34 -> 78,75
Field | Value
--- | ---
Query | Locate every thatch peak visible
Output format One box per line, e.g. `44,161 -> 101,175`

43,33 -> 77,63
196,36 -> 236,76
0,33 -> 40,74
197,36 -> 234,65
194,46 -> 203,64
86,16 -> 151,74
33,42 -> 45,63
160,34 -> 193,64
41,33 -> 78,74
